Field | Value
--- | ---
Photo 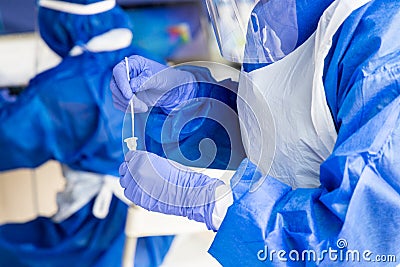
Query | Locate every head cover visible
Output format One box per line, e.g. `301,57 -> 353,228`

38,0 -> 133,57
206,0 -> 298,63
39,0 -> 115,15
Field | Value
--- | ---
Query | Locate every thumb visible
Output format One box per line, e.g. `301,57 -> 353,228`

131,94 -> 148,113
131,70 -> 166,93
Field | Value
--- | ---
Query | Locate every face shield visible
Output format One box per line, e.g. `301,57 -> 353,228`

205,0 -> 298,63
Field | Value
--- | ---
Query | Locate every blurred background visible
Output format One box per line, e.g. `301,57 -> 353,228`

0,0 -> 227,225
0,0 -> 228,265
0,0 -> 229,91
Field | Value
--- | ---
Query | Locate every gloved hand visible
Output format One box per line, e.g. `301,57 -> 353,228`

119,150 -> 226,230
110,55 -> 198,113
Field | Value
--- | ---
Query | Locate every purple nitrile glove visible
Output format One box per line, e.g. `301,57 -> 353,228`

119,150 -> 225,230
110,55 -> 198,113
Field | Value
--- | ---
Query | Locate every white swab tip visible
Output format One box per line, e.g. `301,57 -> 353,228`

124,137 -> 138,151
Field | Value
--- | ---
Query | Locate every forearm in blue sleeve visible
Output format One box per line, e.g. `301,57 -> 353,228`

141,65 -> 245,169
171,65 -> 240,139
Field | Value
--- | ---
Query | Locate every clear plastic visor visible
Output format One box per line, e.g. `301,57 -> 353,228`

205,0 -> 298,63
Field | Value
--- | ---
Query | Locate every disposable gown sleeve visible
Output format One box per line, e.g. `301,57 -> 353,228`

208,1 -> 400,265
0,88 -> 54,171
140,65 -> 239,141
136,65 -> 246,169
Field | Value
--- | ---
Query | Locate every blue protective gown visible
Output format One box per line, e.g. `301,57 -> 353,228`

205,0 -> 400,266
0,196 -> 172,267
133,67 -> 247,170
0,49 -> 144,175
0,46 -> 173,266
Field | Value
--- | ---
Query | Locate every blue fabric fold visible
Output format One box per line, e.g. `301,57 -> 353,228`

134,66 -> 246,170
0,196 -> 174,267
208,0 -> 400,266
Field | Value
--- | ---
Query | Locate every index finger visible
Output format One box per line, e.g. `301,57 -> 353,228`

112,62 -> 133,100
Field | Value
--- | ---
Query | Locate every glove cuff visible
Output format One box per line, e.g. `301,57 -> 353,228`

204,178 -> 225,232
185,177 -> 225,231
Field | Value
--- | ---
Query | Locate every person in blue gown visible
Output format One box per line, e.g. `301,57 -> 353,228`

210,1 -> 400,265
0,0 -> 173,266
111,0 -> 400,266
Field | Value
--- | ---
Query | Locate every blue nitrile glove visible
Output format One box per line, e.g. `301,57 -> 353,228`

110,55 -> 198,113
119,150 -> 225,230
